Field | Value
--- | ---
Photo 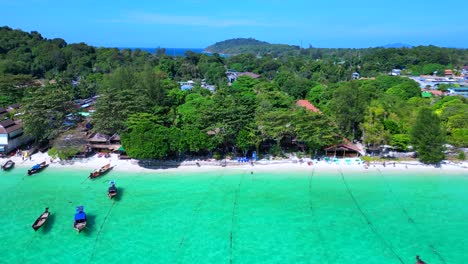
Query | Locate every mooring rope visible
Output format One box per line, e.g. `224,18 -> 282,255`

229,171 -> 246,264
173,169 -> 227,264
308,166 -> 331,263
89,200 -> 116,261
376,169 -> 447,264
338,169 -> 405,264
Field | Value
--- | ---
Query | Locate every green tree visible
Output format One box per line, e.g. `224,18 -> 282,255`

411,108 -> 445,164
21,84 -> 75,141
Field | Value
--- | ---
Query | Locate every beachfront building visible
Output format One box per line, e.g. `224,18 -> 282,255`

0,119 -> 31,154
87,132 -> 122,152
324,140 -> 364,158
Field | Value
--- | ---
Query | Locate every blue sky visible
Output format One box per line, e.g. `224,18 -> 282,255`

1,0 -> 466,48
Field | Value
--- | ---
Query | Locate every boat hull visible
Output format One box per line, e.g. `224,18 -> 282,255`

74,221 -> 87,233
108,191 -> 117,199
89,164 -> 112,179
1,160 -> 15,170
32,211 -> 50,231
27,163 -> 48,175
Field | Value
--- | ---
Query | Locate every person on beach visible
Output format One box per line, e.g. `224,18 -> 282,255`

415,255 -> 426,264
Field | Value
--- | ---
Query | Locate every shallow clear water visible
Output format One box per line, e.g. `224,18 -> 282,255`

0,166 -> 466,263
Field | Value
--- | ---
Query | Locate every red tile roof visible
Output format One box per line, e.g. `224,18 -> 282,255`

429,90 -> 444,96
296,100 -> 321,113
324,138 -> 364,155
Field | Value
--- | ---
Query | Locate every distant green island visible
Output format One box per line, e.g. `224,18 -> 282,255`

204,38 -> 300,56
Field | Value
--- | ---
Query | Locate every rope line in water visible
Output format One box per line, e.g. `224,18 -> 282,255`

90,200 -> 116,261
173,169 -> 227,264
308,166 -> 331,264
230,171 -> 246,264
376,169 -> 447,264
338,169 -> 405,264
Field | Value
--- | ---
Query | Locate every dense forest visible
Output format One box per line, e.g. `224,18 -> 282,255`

205,38 -> 301,56
1,26 -> 467,163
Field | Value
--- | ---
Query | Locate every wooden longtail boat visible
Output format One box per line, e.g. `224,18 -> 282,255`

73,206 -> 87,233
27,161 -> 48,175
1,160 -> 14,170
32,208 -> 50,231
108,181 -> 117,199
89,163 -> 112,179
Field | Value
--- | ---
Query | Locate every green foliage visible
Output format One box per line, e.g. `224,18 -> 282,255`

205,38 -> 300,56
458,151 -> 466,161
48,147 -> 58,159
411,108 -> 445,164
2,27 -> 468,160
390,134 -> 411,151
21,83 -> 75,141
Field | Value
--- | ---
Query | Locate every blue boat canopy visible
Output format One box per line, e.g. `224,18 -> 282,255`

32,164 -> 41,170
74,212 -> 86,221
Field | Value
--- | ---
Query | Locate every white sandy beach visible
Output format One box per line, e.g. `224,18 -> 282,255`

2,151 -> 467,175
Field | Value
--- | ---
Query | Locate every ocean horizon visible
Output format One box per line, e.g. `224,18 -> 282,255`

118,47 -> 205,56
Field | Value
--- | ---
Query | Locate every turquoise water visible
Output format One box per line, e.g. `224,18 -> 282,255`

0,166 -> 466,263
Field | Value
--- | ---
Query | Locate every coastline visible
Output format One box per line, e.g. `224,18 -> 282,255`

2,151 -> 467,175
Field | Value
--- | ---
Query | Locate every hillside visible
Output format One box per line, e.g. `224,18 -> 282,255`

204,38 -> 300,56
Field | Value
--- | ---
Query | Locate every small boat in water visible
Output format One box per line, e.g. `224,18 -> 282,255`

89,163 -> 112,179
73,206 -> 87,233
108,181 -> 117,199
1,160 -> 15,170
27,161 -> 48,175
32,208 -> 50,231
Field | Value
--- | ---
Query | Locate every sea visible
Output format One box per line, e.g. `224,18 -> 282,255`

120,48 -> 205,56
1,166 -> 467,263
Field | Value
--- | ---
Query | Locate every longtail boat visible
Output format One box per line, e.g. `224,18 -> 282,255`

73,206 -> 87,233
27,161 -> 48,175
108,181 -> 117,199
1,160 -> 15,170
32,208 -> 50,231
89,163 -> 112,179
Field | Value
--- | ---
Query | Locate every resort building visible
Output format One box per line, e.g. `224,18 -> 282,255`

351,72 -> 360,80
86,132 -> 122,152
324,140 -> 364,158
444,69 -> 454,77
179,80 -> 196,91
391,69 -> 401,76
0,119 -> 32,154
447,87 -> 468,98
179,80 -> 216,92
226,70 -> 260,85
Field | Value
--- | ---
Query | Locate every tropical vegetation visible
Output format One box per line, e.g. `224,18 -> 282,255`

1,26 -> 467,163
